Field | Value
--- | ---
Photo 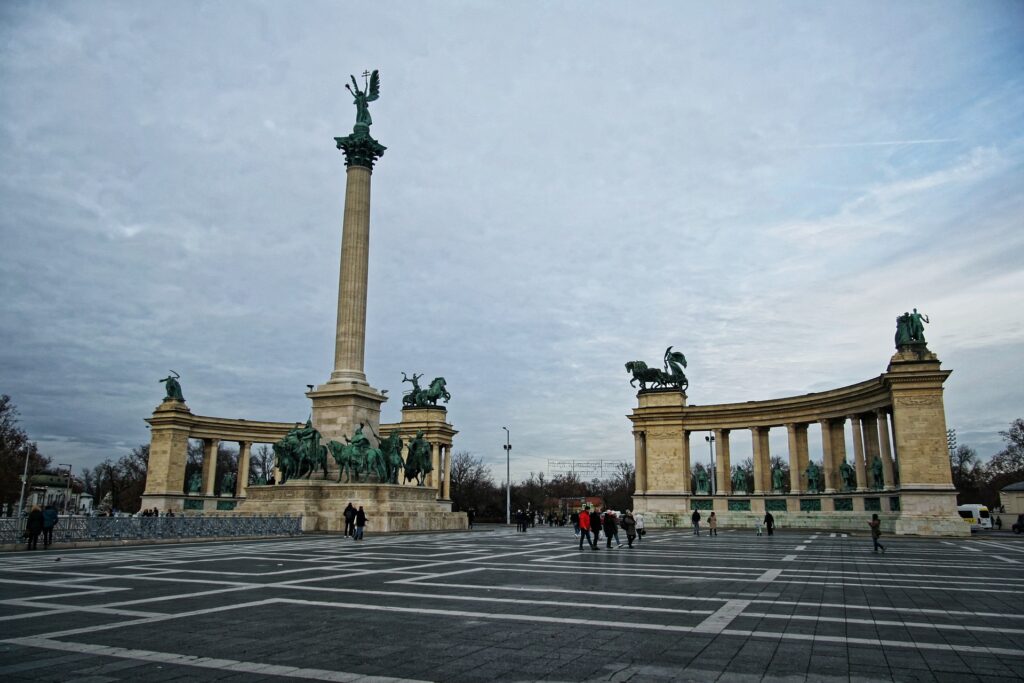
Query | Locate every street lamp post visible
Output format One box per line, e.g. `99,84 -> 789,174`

16,448 -> 31,517
705,434 -> 716,495
502,427 -> 511,526
59,464 -> 72,515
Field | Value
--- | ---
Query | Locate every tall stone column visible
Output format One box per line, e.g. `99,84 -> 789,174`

634,431 -> 647,494
751,427 -> 770,494
680,430 -> 691,494
862,412 -> 881,487
237,441 -> 251,498
786,423 -> 808,494
714,429 -> 731,495
876,409 -> 896,490
850,416 -> 866,492
202,439 -> 219,497
830,418 -> 848,492
308,124 -> 388,464
442,445 -> 452,499
819,419 -> 835,494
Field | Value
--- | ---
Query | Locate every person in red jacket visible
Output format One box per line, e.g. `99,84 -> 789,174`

578,505 -> 595,550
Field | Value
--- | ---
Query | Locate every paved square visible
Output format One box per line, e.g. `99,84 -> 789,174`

1,526 -> 1022,682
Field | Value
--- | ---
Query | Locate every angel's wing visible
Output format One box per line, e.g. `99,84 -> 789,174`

367,70 -> 380,102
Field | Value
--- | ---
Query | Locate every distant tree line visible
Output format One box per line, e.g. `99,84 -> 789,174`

449,451 -> 636,520
950,419 -> 1024,507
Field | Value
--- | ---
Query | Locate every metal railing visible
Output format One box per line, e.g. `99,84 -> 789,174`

1,515 -> 302,545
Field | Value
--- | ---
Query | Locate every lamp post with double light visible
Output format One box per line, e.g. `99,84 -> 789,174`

502,427 -> 511,525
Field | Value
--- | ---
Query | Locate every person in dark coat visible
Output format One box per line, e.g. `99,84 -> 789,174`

764,511 -> 775,536
354,506 -> 368,541
691,509 -> 701,536
589,507 -> 602,547
42,504 -> 59,549
25,505 -> 44,550
602,509 -> 622,548
621,511 -> 638,548
343,502 -> 356,537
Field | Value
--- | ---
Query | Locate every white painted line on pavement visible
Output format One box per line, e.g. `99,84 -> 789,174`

795,545 -> 807,551
992,555 -> 1020,564
756,568 -> 782,583
7,637 -> 432,683
781,555 -> 797,561
693,599 -> 750,634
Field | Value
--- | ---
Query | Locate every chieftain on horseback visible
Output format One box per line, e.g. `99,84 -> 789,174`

401,371 -> 451,407
625,346 -> 689,391
272,419 -> 328,483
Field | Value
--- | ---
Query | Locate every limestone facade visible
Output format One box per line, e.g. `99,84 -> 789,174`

628,349 -> 966,536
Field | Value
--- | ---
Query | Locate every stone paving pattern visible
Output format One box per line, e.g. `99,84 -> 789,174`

0,525 -> 1022,682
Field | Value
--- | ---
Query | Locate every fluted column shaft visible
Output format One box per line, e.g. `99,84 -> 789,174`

442,446 -> 452,499
237,441 -> 251,498
680,431 -> 691,494
786,423 -> 808,493
850,416 -> 866,492
877,409 -> 896,489
634,432 -> 647,493
331,166 -> 372,383
714,429 -> 731,495
202,439 -> 218,497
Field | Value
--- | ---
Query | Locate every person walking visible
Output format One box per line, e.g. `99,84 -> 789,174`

868,513 -> 885,553
603,509 -> 622,548
754,515 -> 763,536
621,510 -> 637,548
354,506 -> 368,541
25,505 -> 44,551
589,507 -> 602,548
571,510 -> 580,537
635,512 -> 645,543
467,508 -> 475,529
708,511 -> 718,537
691,509 -> 701,536
343,502 -> 356,537
42,503 -> 59,549
578,505 -> 595,550
764,511 -> 775,536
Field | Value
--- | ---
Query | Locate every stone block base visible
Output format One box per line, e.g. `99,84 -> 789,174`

237,481 -> 466,533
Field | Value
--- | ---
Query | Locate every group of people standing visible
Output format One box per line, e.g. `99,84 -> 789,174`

572,506 -> 645,549
689,509 -> 775,536
342,502 -> 368,540
23,504 -> 59,550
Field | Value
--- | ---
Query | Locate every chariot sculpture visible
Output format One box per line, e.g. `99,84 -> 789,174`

626,347 -> 688,391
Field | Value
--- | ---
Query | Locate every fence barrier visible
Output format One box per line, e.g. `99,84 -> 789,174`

1,515 -> 302,546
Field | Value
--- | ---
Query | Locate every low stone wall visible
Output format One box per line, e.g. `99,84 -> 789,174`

641,511 -> 965,536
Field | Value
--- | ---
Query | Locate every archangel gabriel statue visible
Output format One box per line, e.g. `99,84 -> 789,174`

346,70 -> 380,130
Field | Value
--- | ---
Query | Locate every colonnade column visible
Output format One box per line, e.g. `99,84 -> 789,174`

430,443 -> 441,493
786,423 -> 808,493
849,416 -> 866,492
634,431 -> 647,494
202,439 -> 218,497
442,445 -> 452,499
831,418 -> 848,492
751,427 -> 770,494
876,409 -> 896,490
680,431 -> 691,494
237,441 -> 251,498
819,420 -> 835,494
861,413 -> 881,492
714,429 -> 731,495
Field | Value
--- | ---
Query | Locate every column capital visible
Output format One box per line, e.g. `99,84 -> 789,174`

335,130 -> 386,170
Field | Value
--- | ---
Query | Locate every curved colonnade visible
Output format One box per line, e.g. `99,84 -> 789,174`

629,347 -> 966,536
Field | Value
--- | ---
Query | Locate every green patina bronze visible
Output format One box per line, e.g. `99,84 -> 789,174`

730,467 -> 747,494
766,499 -> 788,512
799,498 -> 822,512
403,430 -> 433,486
728,499 -> 751,512
335,69 -> 386,169
839,460 -> 856,491
159,370 -> 184,402
889,496 -> 901,511
694,467 -> 710,495
273,420 -> 328,483
220,472 -> 236,496
834,497 -> 853,512
895,308 -> 929,348
864,497 -> 882,512
626,347 -> 688,392
216,500 -> 237,511
871,456 -> 885,490
804,461 -> 822,494
379,431 -> 405,484
771,466 -> 786,492
184,499 -> 204,510
401,372 -> 451,407
186,471 -> 202,494
692,499 -> 714,511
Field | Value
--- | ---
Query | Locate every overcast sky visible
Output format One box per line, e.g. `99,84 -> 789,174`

2,1 -> 1022,482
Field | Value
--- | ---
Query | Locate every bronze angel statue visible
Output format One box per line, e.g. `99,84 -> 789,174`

346,70 -> 380,128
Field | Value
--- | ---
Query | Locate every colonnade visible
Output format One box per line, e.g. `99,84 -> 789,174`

636,409 -> 897,497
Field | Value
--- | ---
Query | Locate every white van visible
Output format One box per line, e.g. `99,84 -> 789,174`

957,504 -> 992,531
